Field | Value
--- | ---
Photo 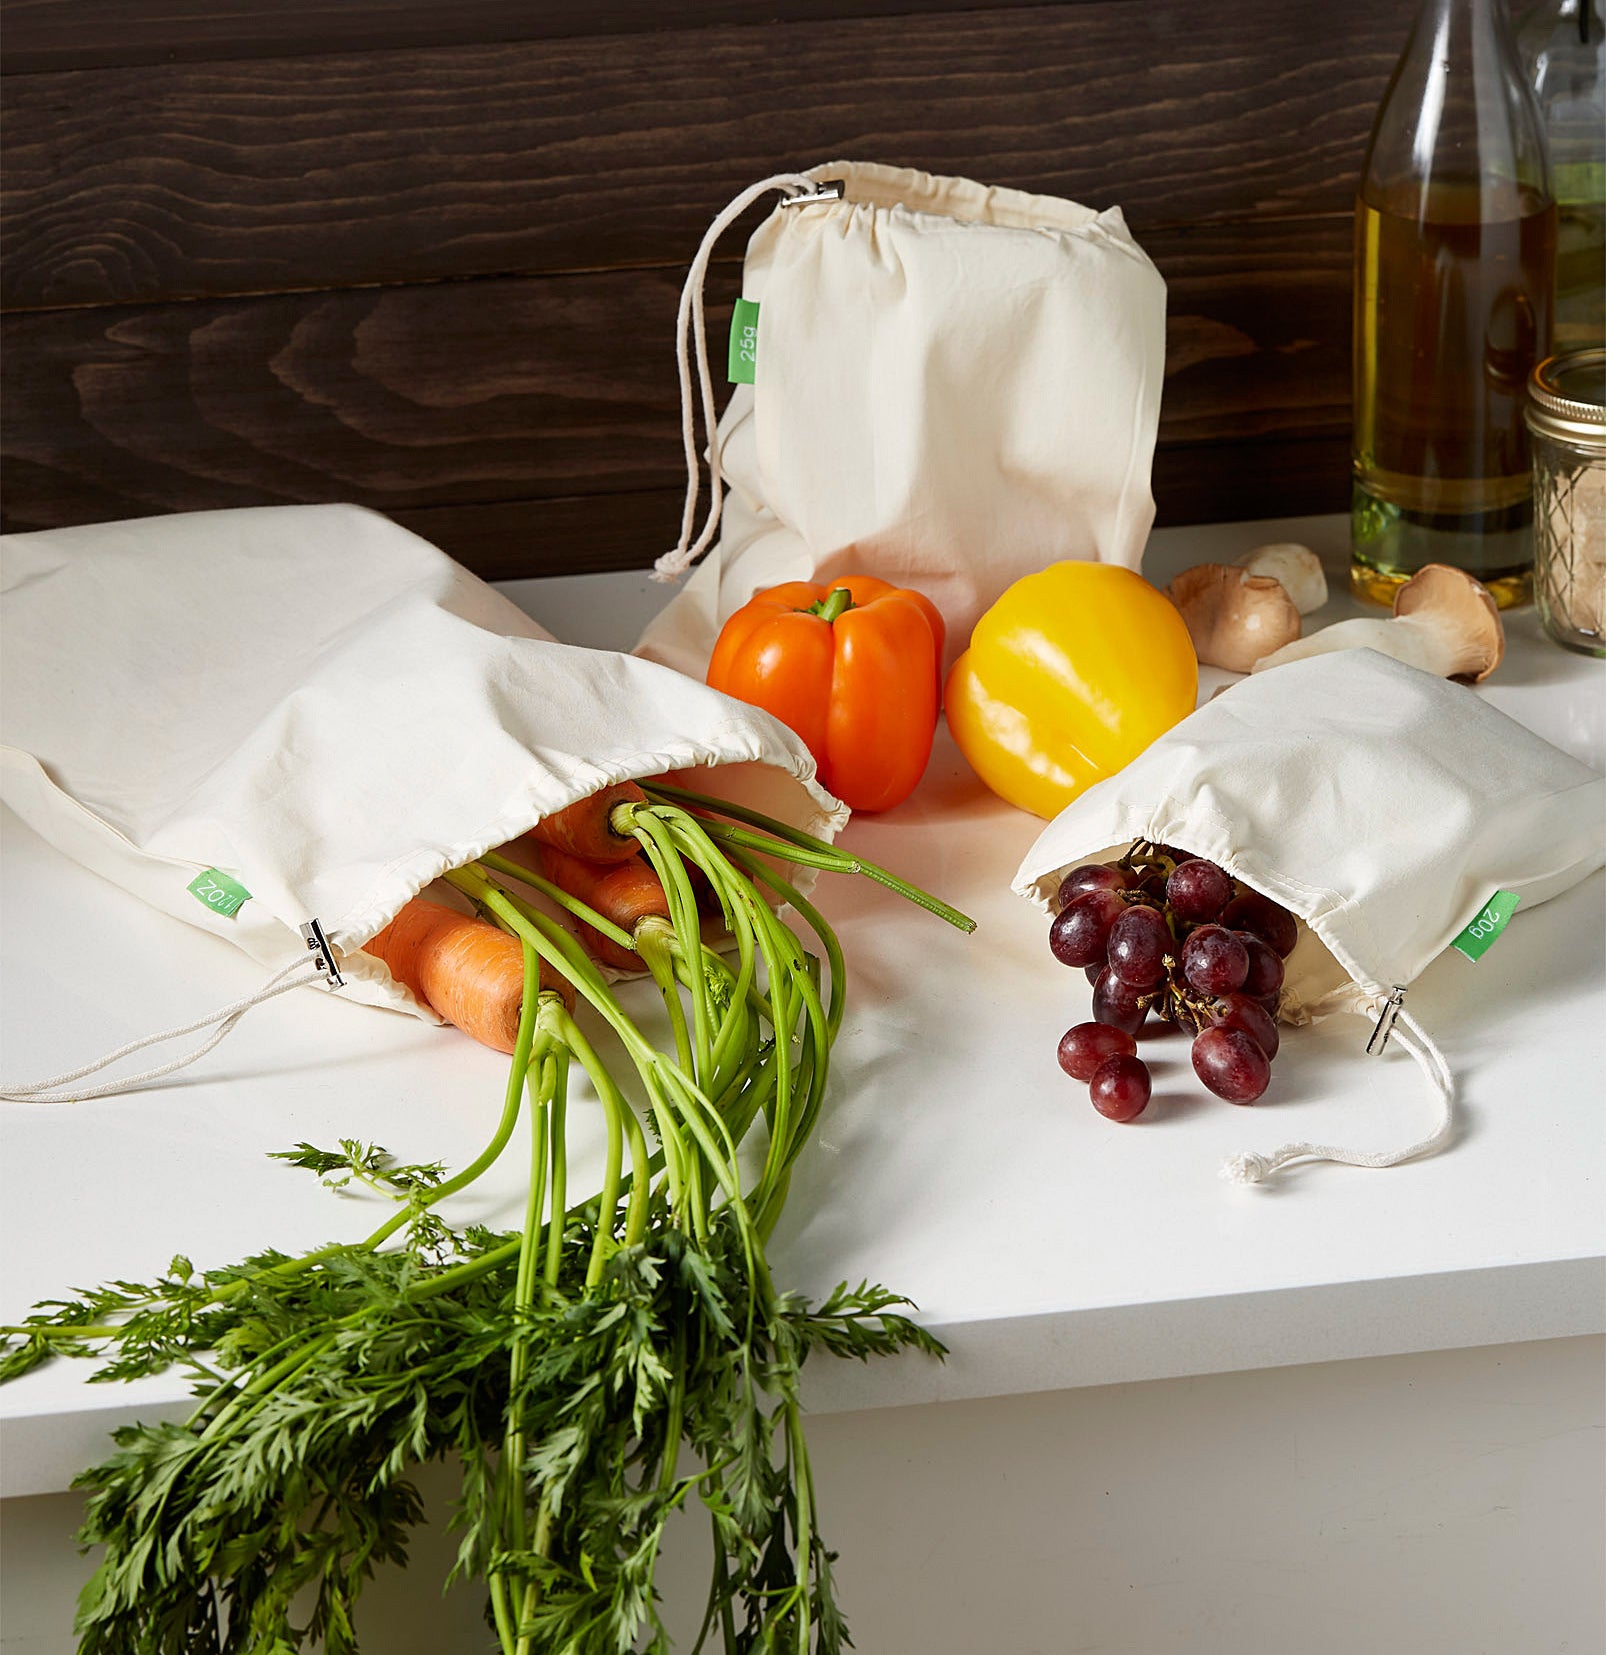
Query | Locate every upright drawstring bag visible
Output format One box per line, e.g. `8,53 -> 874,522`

636,161 -> 1166,676
0,505 -> 842,1101
1011,651 -> 1606,1184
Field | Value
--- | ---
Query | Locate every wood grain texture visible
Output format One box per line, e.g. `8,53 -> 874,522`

0,0 -> 1398,311
0,437 -> 1351,582
0,268 -> 700,523
1,0 -> 1384,564
0,214 -> 1352,537
1,0 -> 1092,74
385,436 -> 1352,582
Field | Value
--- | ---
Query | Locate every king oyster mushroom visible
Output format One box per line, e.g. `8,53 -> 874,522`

1166,563 -> 1303,673
1251,563 -> 1505,682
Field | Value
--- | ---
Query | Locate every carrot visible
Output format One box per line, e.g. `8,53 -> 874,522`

364,896 -> 572,1052
519,782 -> 646,865
538,847 -> 671,971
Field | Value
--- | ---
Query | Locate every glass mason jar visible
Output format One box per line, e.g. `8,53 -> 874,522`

1527,347 -> 1606,655
1352,0 -> 1557,610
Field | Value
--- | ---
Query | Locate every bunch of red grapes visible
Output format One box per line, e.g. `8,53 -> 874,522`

1050,842 -> 1298,1121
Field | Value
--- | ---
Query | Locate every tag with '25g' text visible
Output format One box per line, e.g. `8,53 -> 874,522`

728,299 -> 759,384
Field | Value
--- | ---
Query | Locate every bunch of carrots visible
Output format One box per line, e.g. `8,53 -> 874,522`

1,781 -> 972,1654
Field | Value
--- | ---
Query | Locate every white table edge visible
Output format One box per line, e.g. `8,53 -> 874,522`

6,1253 -> 1601,1499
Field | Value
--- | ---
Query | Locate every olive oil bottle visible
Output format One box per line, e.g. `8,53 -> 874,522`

1352,0 -> 1556,608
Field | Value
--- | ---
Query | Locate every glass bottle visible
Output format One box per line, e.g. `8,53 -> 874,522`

1352,0 -> 1557,609
1517,0 -> 1606,352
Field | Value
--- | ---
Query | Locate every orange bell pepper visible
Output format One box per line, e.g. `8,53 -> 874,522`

706,575 -> 945,812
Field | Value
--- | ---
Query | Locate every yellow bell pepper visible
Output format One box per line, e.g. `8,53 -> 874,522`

945,562 -> 1198,818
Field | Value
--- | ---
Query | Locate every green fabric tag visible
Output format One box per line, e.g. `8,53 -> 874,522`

187,868 -> 252,919
728,298 -> 760,384
1450,890 -> 1520,961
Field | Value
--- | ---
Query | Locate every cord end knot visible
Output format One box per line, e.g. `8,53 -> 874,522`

1220,1150 -> 1272,1186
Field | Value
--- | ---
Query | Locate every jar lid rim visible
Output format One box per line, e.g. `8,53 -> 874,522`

1528,348 -> 1606,428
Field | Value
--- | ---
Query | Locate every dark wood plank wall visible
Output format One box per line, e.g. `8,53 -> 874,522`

0,0 -> 1402,578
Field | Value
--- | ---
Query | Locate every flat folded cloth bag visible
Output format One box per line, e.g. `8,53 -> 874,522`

0,505 -> 841,1100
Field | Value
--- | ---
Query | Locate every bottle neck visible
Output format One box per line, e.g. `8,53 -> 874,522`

1363,0 -> 1553,217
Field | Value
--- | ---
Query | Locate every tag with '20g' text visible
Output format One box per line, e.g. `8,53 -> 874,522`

1451,890 -> 1519,961
188,868 -> 252,919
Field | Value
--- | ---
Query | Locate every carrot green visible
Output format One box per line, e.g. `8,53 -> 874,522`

0,787 -> 969,1654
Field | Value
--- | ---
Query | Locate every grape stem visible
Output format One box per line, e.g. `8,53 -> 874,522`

1119,841 -> 1181,879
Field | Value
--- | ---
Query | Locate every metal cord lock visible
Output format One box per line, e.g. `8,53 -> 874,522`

300,919 -> 345,989
780,180 -> 845,208
1366,985 -> 1407,1054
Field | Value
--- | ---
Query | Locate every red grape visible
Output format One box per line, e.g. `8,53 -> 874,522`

1056,863 -> 1129,909
1057,1021 -> 1139,1081
1191,1026 -> 1270,1102
1092,967 -> 1148,1036
1181,925 -> 1249,996
1106,904 -> 1171,988
1220,891 -> 1298,958
1166,858 -> 1232,923
1043,843 -> 1299,1117
1089,1053 -> 1151,1121
1049,889 -> 1124,968
1238,932 -> 1285,999
1206,991 -> 1280,1060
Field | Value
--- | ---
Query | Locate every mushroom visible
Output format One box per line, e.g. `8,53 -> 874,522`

1250,563 -> 1505,682
1232,543 -> 1328,615
1166,563 -> 1303,673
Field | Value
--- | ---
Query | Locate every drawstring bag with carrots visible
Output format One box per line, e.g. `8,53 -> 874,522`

0,504 -> 974,1653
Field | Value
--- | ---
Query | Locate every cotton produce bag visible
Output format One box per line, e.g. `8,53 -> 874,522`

637,160 -> 1166,676
1012,651 -> 1606,1183
0,505 -> 841,1094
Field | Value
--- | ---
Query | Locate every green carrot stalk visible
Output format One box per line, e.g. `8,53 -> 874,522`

448,864 -> 694,1219
638,921 -> 699,1081
638,780 -> 977,932
623,805 -> 718,1082
4,785 -> 974,1655
492,944 -> 555,1655
722,842 -> 848,1040
478,849 -> 637,957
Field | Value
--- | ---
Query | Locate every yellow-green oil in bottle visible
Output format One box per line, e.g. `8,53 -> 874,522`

1352,179 -> 1557,608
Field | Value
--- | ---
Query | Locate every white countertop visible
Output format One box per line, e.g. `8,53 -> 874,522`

3,515 -> 1603,1499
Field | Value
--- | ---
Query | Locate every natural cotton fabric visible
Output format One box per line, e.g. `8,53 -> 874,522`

1013,651 -> 1606,1180
0,505 -> 841,1031
638,160 -> 1166,677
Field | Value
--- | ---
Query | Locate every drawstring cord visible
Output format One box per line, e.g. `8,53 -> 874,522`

1220,1006 -> 1455,1185
651,171 -> 822,584
0,956 -> 323,1104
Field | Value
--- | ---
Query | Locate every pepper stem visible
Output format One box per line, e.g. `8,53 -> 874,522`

805,587 -> 855,624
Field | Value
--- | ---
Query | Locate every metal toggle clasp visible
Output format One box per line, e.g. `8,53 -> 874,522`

1365,985 -> 1406,1055
781,179 -> 845,207
300,919 -> 345,990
